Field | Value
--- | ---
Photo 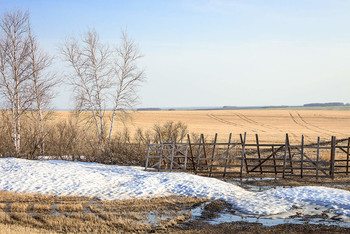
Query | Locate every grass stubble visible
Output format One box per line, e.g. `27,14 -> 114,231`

0,190 -> 207,233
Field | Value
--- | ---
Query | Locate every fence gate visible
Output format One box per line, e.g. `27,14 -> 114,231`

145,141 -> 189,171
194,133 -> 245,177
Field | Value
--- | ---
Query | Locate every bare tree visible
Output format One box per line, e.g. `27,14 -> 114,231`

62,30 -> 113,149
107,31 -> 145,148
62,29 -> 145,151
28,23 -> 57,155
0,10 -> 32,155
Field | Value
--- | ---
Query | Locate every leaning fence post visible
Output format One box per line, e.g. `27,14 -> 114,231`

286,134 -> 293,174
187,134 -> 196,171
240,133 -> 248,174
145,140 -> 151,171
209,133 -> 218,177
195,134 -> 203,175
272,145 -> 277,176
282,134 -> 287,178
256,134 -> 263,174
240,132 -> 247,177
184,139 -> 189,171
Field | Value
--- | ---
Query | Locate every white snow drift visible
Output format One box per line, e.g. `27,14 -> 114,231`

1,158 -> 350,221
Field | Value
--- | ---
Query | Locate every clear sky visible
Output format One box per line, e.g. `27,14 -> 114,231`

1,0 -> 350,109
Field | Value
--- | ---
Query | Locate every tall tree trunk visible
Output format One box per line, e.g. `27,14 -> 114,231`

38,105 -> 44,155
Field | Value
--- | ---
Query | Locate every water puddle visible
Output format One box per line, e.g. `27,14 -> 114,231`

189,201 -> 350,228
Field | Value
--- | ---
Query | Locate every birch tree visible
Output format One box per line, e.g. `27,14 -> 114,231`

62,30 -> 113,149
107,31 -> 145,148
28,24 -> 57,155
62,30 -> 144,151
0,10 -> 32,155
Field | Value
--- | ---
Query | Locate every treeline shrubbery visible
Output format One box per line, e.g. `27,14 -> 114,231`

0,111 -> 189,166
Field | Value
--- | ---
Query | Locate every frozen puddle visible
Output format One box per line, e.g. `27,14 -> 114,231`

1,158 -> 350,224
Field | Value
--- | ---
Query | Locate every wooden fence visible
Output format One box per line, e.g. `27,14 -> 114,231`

145,133 -> 350,179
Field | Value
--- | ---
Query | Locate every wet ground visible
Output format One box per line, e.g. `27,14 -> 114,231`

171,177 -> 350,233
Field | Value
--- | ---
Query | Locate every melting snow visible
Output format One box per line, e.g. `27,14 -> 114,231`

1,158 -> 350,221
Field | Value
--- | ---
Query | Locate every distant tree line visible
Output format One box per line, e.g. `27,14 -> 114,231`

303,102 -> 349,107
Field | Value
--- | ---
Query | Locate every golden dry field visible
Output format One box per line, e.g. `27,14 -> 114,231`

54,109 -> 350,144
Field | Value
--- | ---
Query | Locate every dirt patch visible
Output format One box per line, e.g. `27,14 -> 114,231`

173,221 -> 350,234
200,200 -> 232,219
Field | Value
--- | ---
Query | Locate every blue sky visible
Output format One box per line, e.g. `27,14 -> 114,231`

1,0 -> 350,109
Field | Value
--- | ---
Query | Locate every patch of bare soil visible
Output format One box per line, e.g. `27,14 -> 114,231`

172,221 -> 350,234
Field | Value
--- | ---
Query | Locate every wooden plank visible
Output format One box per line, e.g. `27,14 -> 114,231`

245,158 -> 285,161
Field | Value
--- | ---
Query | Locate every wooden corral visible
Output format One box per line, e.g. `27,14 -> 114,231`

145,133 -> 350,179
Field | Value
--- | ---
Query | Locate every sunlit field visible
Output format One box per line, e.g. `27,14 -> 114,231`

53,109 -> 350,144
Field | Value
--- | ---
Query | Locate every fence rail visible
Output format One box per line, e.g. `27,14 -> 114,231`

145,133 -> 350,179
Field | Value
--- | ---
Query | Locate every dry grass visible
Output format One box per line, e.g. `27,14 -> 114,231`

0,190 -> 207,233
0,222 -> 57,234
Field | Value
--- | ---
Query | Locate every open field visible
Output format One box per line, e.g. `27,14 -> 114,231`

53,109 -> 350,144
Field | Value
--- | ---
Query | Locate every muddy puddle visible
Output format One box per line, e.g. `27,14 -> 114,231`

185,178 -> 350,228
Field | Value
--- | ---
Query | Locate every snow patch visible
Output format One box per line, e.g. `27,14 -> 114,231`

1,158 -> 350,221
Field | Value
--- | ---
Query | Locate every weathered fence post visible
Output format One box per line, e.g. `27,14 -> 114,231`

170,142 -> 175,171
347,137 -> 350,175
184,139 -> 189,171
209,133 -> 218,177
272,145 -> 277,176
330,136 -> 336,178
187,134 -> 196,171
240,133 -> 248,174
240,132 -> 247,177
195,134 -> 203,175
286,134 -> 293,174
300,135 -> 304,178
316,137 -> 320,180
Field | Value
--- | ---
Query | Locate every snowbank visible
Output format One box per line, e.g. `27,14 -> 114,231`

1,158 -> 350,221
